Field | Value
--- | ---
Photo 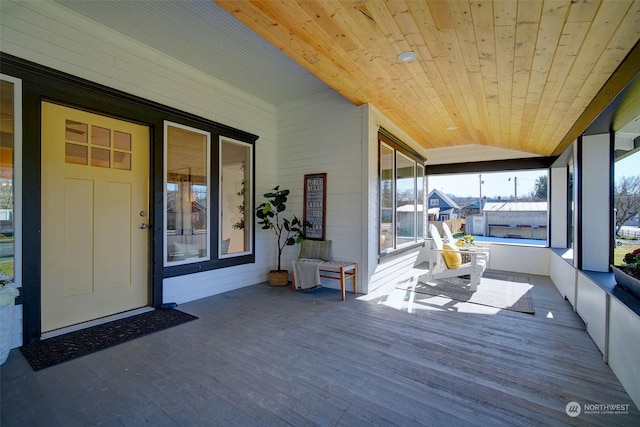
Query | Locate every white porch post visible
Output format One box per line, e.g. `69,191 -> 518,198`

549,166 -> 568,248
579,133 -> 613,272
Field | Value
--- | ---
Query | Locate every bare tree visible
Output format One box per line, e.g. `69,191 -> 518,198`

614,175 -> 640,235
530,175 -> 548,201
451,196 -> 479,216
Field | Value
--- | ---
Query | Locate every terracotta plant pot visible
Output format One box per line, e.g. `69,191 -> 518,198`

269,270 -> 289,286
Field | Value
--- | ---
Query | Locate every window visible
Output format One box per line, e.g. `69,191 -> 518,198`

379,132 -> 426,254
428,170 -> 548,245
164,122 -> 211,266
163,120 -> 256,274
0,75 -> 21,286
568,157 -> 574,249
613,147 -> 640,263
219,137 -> 252,257
417,164 -> 425,240
613,114 -> 640,263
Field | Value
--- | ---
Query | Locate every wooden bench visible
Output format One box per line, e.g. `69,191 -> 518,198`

292,261 -> 357,301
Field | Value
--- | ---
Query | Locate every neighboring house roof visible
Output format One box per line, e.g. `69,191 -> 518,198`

462,200 -> 483,210
483,202 -> 548,212
428,189 -> 461,210
397,205 -> 425,212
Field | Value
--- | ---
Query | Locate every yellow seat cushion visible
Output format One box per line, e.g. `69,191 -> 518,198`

442,243 -> 462,269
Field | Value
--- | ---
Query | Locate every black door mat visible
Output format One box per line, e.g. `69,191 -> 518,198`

20,309 -> 198,371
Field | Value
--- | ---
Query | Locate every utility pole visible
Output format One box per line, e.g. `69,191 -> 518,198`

478,174 -> 483,210
509,176 -> 518,201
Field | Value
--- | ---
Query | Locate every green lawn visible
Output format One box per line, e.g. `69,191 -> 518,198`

0,258 -> 13,277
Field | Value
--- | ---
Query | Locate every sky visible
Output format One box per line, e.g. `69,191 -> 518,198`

616,152 -> 639,179
427,151 -> 639,199
427,169 -> 544,199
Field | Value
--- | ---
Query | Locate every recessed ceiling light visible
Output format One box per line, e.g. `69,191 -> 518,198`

397,51 -> 417,63
446,125 -> 458,131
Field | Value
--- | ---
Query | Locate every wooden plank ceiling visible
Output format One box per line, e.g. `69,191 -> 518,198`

215,0 -> 640,157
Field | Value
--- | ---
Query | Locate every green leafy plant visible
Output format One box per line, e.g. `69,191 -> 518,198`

622,248 -> 640,275
256,186 -> 310,272
232,162 -> 246,231
456,234 -> 475,246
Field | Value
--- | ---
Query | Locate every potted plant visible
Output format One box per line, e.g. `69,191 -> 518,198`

256,186 -> 309,286
456,234 -> 476,246
611,247 -> 640,299
0,280 -> 20,364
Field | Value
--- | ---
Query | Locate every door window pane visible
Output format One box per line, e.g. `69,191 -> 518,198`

220,138 -> 252,256
114,131 -> 131,151
91,147 -> 110,168
65,120 -> 88,143
164,122 -> 210,265
113,151 -> 131,171
91,126 -> 110,147
65,143 -> 88,165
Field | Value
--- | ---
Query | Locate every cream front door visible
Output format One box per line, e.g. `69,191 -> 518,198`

41,102 -> 150,333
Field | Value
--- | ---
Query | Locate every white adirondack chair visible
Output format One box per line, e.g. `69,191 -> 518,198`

424,224 -> 488,291
441,222 -> 490,264
409,224 -> 487,291
441,222 -> 457,244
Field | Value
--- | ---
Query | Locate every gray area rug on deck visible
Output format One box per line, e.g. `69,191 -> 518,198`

397,272 -> 535,314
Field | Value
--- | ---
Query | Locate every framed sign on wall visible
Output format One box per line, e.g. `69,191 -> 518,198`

303,173 -> 327,240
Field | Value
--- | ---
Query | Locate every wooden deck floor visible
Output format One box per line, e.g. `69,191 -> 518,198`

1,272 -> 639,426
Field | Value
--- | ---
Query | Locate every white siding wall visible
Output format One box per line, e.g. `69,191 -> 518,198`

0,1 -> 279,311
276,90 -> 365,289
484,244 -> 549,276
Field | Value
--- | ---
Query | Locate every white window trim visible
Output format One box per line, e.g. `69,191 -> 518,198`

218,136 -> 253,259
163,121 -> 211,267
